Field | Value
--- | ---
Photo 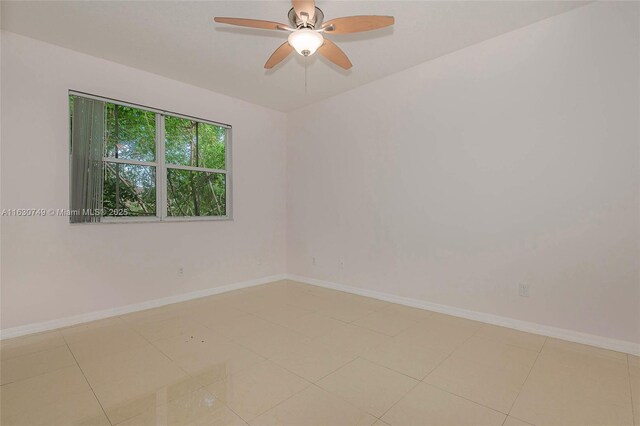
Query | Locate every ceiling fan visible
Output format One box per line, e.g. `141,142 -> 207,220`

214,0 -> 394,70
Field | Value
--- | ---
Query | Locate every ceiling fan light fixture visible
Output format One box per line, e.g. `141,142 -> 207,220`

288,29 -> 324,56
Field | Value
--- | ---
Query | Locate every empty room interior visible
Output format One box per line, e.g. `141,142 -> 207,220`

1,1 -> 639,425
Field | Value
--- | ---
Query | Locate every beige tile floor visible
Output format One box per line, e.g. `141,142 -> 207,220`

0,280 -> 638,426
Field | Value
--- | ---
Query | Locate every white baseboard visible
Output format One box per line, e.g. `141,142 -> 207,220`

287,274 -> 640,356
3,272 -> 638,356
0,274 -> 287,340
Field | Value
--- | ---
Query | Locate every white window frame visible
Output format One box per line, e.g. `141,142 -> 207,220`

69,90 -> 233,224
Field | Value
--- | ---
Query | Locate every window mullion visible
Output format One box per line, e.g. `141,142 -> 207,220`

102,158 -> 157,167
157,114 -> 167,220
164,164 -> 226,174
226,127 -> 232,220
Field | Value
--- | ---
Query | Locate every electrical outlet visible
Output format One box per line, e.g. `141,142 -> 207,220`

519,283 -> 529,297
178,267 -> 184,277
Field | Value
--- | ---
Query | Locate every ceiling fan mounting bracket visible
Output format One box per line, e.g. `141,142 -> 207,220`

288,7 -> 324,29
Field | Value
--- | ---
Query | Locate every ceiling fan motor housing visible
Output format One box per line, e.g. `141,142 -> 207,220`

288,7 -> 324,29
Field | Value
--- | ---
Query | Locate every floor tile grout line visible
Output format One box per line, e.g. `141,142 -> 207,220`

376,324 -> 483,421
118,315 -> 182,365
628,354 -> 637,424
245,354 -> 386,422
471,326 -> 548,354
316,357 -> 358,384
420,381 -> 511,417
313,355 -> 424,420
314,356 -> 363,384
420,322 -> 480,382
279,349 -> 356,384
350,316 -> 420,338
60,333 -> 113,426
142,330 -> 258,407
113,311 -> 216,421
375,373 -> 423,421
216,355 -> 312,389
305,381 -> 384,422
127,312 -> 207,374
65,317 -> 212,426
409,327 -> 519,418
201,385 -> 258,426
240,380 -> 319,424
0,314 -> 187,388
0,337 -> 69,363
0,347 -> 78,387
505,336 -> 548,418
261,338 -> 420,420
358,354 -> 427,383
405,324 -> 547,419
186,335 -> 318,422
130,299 -> 323,405
125,304 -> 252,376
358,321 -> 483,383
219,377 -> 312,425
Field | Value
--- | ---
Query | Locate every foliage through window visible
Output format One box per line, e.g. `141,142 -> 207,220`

69,93 -> 231,223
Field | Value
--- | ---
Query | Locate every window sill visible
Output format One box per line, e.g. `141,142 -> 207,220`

70,215 -> 233,225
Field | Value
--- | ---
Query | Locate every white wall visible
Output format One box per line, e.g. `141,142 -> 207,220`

287,2 -> 640,345
0,32 -> 287,329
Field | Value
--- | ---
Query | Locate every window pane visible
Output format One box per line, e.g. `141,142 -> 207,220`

198,122 -> 226,170
105,104 -> 156,162
166,169 -> 226,217
165,116 -> 226,169
103,162 -> 156,217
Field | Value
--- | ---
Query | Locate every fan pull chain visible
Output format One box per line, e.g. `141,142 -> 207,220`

304,56 -> 308,94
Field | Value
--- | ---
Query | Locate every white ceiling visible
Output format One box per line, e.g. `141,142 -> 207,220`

1,1 -> 586,111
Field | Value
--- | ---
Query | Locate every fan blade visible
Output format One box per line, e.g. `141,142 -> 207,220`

265,42 -> 294,69
317,39 -> 352,70
214,17 -> 289,31
292,0 -> 315,22
322,15 -> 394,34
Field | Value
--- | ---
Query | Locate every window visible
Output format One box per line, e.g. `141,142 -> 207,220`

69,92 -> 231,223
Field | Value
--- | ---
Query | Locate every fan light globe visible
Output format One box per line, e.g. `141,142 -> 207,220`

288,29 -> 324,56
